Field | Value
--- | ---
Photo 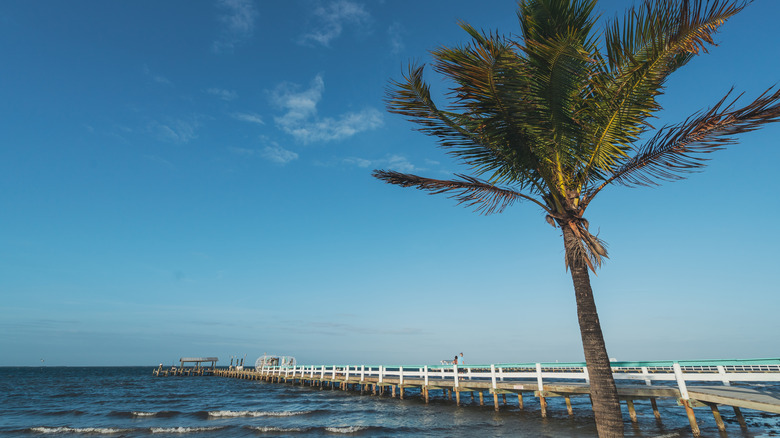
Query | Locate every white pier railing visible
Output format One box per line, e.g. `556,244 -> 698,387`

257,358 -> 780,401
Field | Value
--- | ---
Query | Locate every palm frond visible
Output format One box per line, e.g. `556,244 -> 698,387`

580,0 -> 747,187
372,170 -> 550,215
387,63 -> 542,192
592,87 -> 780,192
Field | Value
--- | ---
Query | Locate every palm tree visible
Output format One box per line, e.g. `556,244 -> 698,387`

373,0 -> 780,436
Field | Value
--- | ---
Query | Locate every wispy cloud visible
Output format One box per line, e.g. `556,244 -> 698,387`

231,111 -> 264,125
343,154 -> 417,172
142,64 -> 171,85
262,145 -> 299,164
206,87 -> 238,101
387,22 -> 405,55
150,119 -> 199,144
228,142 -> 299,165
213,0 -> 258,53
300,0 -> 371,47
272,74 -> 382,143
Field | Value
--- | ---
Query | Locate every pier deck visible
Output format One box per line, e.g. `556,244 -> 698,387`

209,358 -> 780,436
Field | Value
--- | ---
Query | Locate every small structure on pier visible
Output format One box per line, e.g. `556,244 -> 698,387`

180,357 -> 218,369
255,354 -> 296,371
153,357 -> 219,377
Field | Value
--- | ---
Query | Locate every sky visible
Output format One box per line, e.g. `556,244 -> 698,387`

2,0 -> 779,367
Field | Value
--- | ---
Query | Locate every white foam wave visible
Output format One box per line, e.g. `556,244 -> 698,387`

132,411 -> 157,417
325,426 -> 369,433
208,410 -> 310,417
30,427 -> 131,434
151,426 -> 223,433
252,426 -> 308,432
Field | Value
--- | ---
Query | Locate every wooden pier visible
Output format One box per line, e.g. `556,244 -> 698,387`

211,359 -> 780,436
153,357 -> 218,377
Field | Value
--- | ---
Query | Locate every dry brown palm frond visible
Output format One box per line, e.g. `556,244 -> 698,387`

372,170 -> 550,215
564,220 -> 608,272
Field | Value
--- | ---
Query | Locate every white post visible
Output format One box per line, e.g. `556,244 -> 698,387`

332,366 -> 336,381
582,366 -> 589,384
673,362 -> 690,400
399,367 -> 404,386
379,366 -> 384,384
320,366 -> 325,380
490,364 -> 498,391
717,365 -> 731,386
360,365 -> 365,382
424,365 -> 429,386
642,366 -> 652,386
467,367 -> 472,380
499,367 -> 504,382
453,364 -> 459,388
536,363 -> 544,391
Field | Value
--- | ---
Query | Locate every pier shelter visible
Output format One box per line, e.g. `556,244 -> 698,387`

180,357 -> 218,369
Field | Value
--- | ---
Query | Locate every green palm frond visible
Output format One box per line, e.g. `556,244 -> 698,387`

372,170 -> 550,215
429,24 -> 543,188
376,0 -> 780,273
593,87 -> 780,191
386,64 -> 536,191
580,0 -> 747,187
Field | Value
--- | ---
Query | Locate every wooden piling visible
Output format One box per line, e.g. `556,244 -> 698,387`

734,406 -> 748,429
710,404 -> 726,431
493,392 -> 500,411
518,393 -> 524,409
565,396 -> 573,416
681,399 -> 700,437
626,399 -> 637,422
650,397 -> 661,420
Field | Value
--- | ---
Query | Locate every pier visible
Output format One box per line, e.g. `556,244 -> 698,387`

153,357 -> 218,377
211,358 -> 780,436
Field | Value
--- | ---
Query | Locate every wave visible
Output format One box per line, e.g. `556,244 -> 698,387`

325,426 -> 370,434
207,410 -> 313,418
28,426 -> 133,434
150,426 -> 225,433
109,410 -> 181,418
250,426 -> 310,433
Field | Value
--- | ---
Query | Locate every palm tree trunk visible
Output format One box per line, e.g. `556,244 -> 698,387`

562,225 -> 624,438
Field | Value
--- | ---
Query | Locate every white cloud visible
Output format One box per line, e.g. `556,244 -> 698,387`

342,157 -> 372,168
231,112 -> 264,125
343,154 -> 417,172
228,144 -> 299,165
272,74 -> 383,143
206,88 -> 238,101
262,146 -> 299,164
228,146 -> 256,156
213,0 -> 258,53
387,22 -> 405,55
300,0 -> 371,46
150,119 -> 199,144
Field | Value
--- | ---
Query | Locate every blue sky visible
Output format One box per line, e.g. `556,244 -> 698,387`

2,0 -> 779,367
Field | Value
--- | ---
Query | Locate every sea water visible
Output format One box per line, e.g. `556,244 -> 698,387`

0,367 -> 778,437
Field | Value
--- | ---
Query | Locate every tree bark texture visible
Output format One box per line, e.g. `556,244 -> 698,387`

562,225 -> 624,438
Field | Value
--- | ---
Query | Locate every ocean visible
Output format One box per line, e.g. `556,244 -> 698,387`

0,367 -> 778,437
